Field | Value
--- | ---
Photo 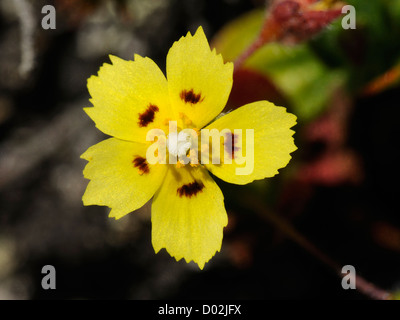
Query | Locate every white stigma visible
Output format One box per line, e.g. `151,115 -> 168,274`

166,131 -> 192,158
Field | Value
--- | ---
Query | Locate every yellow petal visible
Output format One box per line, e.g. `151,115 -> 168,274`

85,55 -> 171,142
204,101 -> 297,184
166,26 -> 233,129
151,166 -> 228,269
81,138 -> 167,219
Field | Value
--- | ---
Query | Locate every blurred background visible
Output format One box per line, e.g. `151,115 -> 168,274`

0,0 -> 399,299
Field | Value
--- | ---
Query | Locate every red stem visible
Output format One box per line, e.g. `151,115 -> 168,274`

246,194 -> 393,300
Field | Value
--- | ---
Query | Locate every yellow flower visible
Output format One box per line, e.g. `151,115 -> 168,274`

81,26 -> 297,269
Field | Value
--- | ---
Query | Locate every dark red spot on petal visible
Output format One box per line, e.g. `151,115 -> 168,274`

224,132 -> 240,159
133,156 -> 150,175
180,89 -> 204,104
138,104 -> 159,127
177,181 -> 204,198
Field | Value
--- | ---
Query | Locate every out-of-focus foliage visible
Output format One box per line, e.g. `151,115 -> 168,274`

311,0 -> 400,91
213,9 -> 346,122
213,0 -> 400,122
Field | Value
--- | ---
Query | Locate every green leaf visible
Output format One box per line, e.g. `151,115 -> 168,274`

311,0 -> 400,92
212,9 -> 346,123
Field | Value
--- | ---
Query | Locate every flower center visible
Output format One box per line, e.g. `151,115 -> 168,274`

166,131 -> 193,158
